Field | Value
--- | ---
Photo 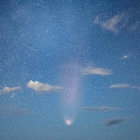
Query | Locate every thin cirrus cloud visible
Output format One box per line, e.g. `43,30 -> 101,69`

0,86 -> 21,95
103,118 -> 125,126
94,13 -> 128,33
110,84 -> 130,88
110,84 -> 140,90
82,66 -> 112,76
10,109 -> 29,116
0,104 -> 30,116
80,106 -> 120,111
27,80 -> 63,93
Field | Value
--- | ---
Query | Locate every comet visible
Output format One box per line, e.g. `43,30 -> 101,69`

64,118 -> 73,126
60,63 -> 81,126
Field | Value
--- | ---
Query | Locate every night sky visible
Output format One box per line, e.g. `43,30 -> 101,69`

0,0 -> 140,140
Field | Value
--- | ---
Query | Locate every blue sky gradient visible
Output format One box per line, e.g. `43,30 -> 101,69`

0,0 -> 140,140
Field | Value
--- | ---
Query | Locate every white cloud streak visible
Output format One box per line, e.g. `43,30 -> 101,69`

27,80 -> 63,93
110,84 -> 140,90
110,84 -> 130,88
83,66 -> 112,76
0,86 -> 21,94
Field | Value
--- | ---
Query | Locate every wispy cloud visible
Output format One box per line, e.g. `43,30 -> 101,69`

80,106 -> 120,111
131,86 -> 140,90
10,109 -> 29,116
82,66 -> 112,76
0,104 -> 30,116
110,84 -> 140,90
0,86 -> 21,95
110,84 -> 130,88
103,118 -> 125,126
27,80 -> 63,93
94,13 -> 128,33
122,55 -> 131,60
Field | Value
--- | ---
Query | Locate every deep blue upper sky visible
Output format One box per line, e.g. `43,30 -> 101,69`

0,0 -> 140,140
